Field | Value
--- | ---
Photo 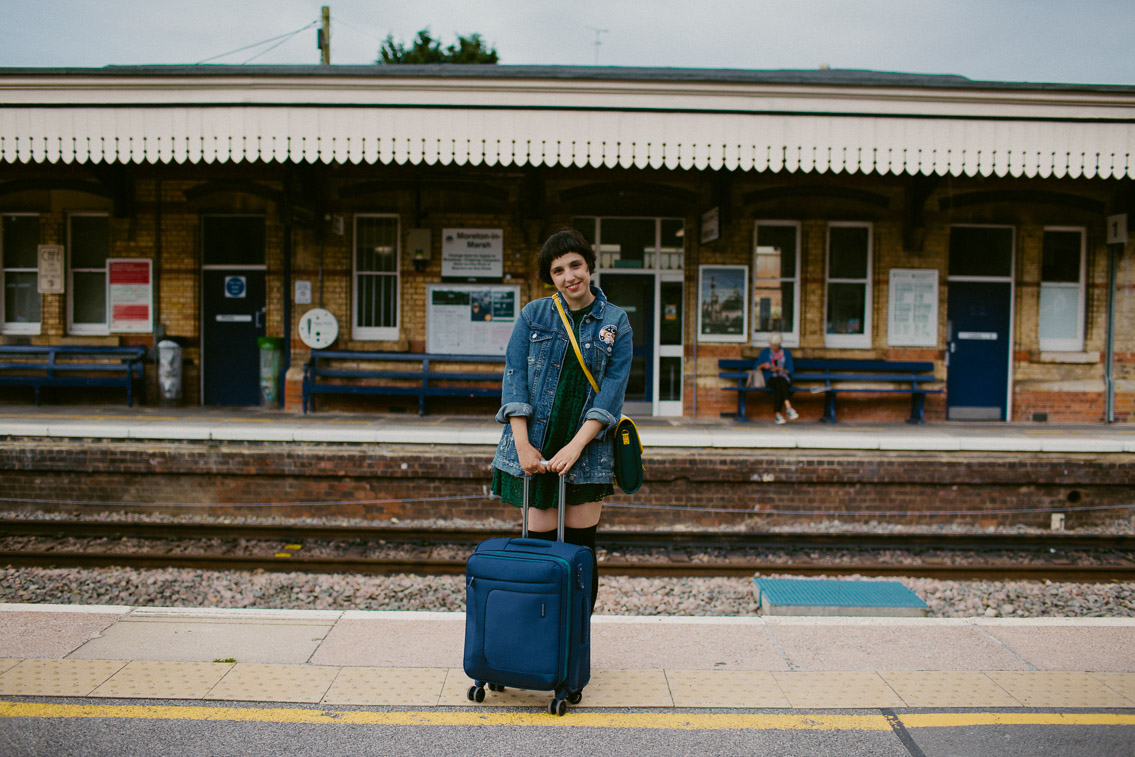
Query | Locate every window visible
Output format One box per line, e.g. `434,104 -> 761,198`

825,223 -> 873,348
353,215 -> 400,340
69,214 -> 110,334
575,217 -> 684,272
753,222 -> 800,346
1,214 -> 40,334
1038,227 -> 1086,352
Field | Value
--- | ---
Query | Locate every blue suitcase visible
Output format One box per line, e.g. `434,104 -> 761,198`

463,474 -> 593,715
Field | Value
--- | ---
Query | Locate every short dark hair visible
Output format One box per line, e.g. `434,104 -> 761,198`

538,228 -> 596,285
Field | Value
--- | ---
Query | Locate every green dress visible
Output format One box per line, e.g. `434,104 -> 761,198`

491,303 -> 615,510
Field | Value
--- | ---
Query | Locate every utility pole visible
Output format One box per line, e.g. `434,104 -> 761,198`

318,6 -> 331,64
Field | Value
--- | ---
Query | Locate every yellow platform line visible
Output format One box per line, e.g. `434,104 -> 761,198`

2,701 -> 1133,730
0,701 -> 887,730
904,712 -> 1135,728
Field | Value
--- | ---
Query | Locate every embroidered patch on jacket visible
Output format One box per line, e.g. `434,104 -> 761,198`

598,325 -> 617,345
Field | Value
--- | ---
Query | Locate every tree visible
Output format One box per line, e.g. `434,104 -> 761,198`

377,29 -> 498,64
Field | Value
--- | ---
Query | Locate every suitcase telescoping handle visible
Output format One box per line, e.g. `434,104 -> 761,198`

521,469 -> 566,542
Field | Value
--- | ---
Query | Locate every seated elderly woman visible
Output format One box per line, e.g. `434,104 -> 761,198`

755,333 -> 799,424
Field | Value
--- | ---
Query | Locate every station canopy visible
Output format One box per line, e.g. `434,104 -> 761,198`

2,65 -> 1133,179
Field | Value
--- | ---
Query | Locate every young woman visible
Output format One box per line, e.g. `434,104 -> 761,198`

491,228 -> 633,610
756,333 -> 799,424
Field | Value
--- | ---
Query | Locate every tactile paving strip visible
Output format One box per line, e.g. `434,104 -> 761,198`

773,671 -> 905,709
987,671 -> 1135,708
91,661 -> 234,700
1090,672 -> 1135,703
0,659 -> 126,697
322,668 -> 448,706
666,670 -> 790,708
438,669 -> 673,708
204,663 -> 339,704
879,671 -> 1019,708
0,659 -> 19,676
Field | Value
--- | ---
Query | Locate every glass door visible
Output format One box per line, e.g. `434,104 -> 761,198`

598,272 -> 654,416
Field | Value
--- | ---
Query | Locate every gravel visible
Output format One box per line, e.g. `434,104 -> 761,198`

2,508 -> 1132,618
1,566 -> 1133,618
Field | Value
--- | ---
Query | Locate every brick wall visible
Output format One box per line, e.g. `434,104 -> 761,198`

2,438 -> 1129,529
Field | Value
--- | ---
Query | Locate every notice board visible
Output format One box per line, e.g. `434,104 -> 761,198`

887,268 -> 938,347
108,258 -> 153,333
426,284 -> 519,356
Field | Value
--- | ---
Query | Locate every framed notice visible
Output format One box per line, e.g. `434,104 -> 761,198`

426,284 -> 519,356
37,245 -> 65,293
887,269 -> 938,347
108,258 -> 153,333
441,228 -> 504,280
697,265 -> 748,342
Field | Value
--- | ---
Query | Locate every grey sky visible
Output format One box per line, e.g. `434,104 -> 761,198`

3,0 -> 1133,85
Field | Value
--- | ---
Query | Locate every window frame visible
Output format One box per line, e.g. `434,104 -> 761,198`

67,212 -> 111,335
824,221 -> 874,349
1038,226 -> 1087,353
752,220 -> 801,348
1,212 -> 42,335
352,213 -> 401,342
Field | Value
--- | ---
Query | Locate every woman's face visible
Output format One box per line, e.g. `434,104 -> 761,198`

550,252 -> 594,308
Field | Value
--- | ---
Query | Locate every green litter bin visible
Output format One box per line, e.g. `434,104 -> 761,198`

257,336 -> 284,407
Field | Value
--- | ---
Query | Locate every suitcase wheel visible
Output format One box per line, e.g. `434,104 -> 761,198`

467,685 -> 486,703
488,683 -> 506,692
547,697 -> 567,716
567,691 -> 582,705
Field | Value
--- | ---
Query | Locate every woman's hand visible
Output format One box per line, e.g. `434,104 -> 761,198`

517,442 -> 547,475
546,419 -> 605,477
510,415 -> 547,475
545,439 -> 585,476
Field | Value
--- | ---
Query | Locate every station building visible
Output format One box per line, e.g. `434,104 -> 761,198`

1,65 -> 1132,423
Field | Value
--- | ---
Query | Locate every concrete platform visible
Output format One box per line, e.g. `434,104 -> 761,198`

2,405 -> 1134,453
1,604 -> 1133,710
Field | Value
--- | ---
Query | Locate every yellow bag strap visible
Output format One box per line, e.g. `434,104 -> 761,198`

553,293 -> 600,394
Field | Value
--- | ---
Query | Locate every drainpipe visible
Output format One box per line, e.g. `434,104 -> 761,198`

1105,242 -> 1119,423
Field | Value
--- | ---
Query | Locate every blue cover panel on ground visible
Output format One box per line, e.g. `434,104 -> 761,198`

754,578 -> 928,609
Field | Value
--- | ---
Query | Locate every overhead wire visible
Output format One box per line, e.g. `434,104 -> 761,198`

194,20 -> 319,65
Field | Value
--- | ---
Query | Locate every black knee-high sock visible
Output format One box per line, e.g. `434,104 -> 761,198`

564,525 -> 599,613
525,527 -> 557,541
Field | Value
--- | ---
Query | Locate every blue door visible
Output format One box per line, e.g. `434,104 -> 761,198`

201,216 -> 267,406
202,269 -> 266,405
946,281 -> 1012,420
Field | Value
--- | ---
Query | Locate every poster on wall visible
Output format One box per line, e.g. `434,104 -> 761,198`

108,258 -> 153,332
887,268 -> 938,347
441,228 -> 504,280
426,284 -> 519,355
37,245 -> 65,293
697,265 -> 748,342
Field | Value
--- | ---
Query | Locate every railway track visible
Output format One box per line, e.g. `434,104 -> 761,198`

2,519 -> 1133,581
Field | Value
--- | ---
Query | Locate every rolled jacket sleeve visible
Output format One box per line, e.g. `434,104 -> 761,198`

586,316 -> 633,433
497,309 -> 535,424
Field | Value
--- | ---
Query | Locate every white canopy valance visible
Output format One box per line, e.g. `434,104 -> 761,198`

2,67 -> 1132,179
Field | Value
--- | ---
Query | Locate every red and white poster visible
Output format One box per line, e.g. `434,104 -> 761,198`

108,259 -> 153,332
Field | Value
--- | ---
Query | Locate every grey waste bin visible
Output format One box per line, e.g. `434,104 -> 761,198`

258,336 -> 284,407
157,340 -> 182,406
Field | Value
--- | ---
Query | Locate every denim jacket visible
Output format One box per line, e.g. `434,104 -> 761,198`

491,285 -> 633,484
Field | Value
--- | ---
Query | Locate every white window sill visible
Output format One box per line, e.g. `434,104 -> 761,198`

1034,350 -> 1100,364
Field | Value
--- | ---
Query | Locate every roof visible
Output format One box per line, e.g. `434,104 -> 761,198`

2,65 -> 1133,179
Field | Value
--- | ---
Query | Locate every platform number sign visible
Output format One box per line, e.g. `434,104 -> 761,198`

1106,214 -> 1128,245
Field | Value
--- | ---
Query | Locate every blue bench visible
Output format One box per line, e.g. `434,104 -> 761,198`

0,344 -> 147,407
719,357 -> 942,424
302,351 -> 505,415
